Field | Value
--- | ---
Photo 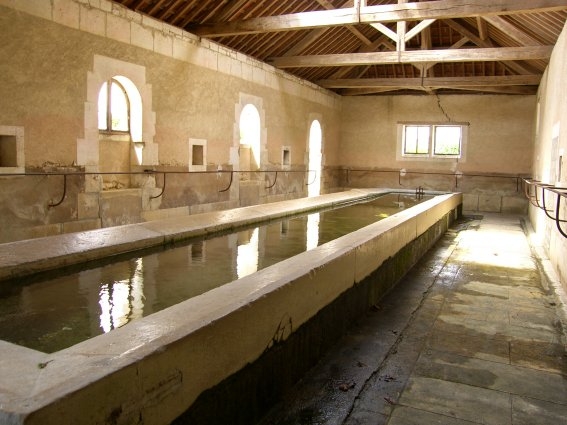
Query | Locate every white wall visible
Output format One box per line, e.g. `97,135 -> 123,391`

530,21 -> 567,291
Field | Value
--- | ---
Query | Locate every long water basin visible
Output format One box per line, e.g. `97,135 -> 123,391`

0,190 -> 462,425
0,192 -> 429,353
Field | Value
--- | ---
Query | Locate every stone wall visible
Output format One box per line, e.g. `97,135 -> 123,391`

336,94 -> 536,214
0,0 -> 342,242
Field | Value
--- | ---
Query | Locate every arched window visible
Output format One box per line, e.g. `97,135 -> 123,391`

308,120 -> 322,197
98,78 -> 130,133
240,104 -> 261,169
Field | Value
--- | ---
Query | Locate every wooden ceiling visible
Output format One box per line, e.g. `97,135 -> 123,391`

115,0 -> 567,96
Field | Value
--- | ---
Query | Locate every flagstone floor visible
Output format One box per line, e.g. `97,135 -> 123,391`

259,214 -> 567,425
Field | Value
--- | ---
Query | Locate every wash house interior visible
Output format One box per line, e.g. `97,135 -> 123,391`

1,1 -> 567,424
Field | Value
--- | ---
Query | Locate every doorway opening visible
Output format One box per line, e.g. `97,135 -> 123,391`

308,120 -> 322,197
97,75 -> 143,189
239,104 -> 261,180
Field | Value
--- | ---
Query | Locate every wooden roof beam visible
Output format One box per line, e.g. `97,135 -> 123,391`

189,0 -> 567,37
340,84 -> 537,95
446,85 -> 538,94
280,28 -> 329,57
269,46 -> 553,68
482,15 -> 543,46
317,74 -> 542,88
329,34 -> 394,79
476,16 -> 490,42
444,19 -> 539,75
316,0 -> 373,46
417,35 -> 469,76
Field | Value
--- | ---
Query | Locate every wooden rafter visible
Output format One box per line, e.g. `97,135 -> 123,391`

189,0 -> 567,37
316,0 -> 373,46
482,15 -> 542,46
443,19 -> 538,75
269,46 -> 554,68
281,28 -> 330,57
339,84 -> 538,95
114,0 -> 567,96
476,16 -> 490,42
317,74 -> 542,88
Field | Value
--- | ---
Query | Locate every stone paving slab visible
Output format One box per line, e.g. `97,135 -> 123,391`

397,377 -> 512,424
511,396 -> 567,425
414,350 -> 567,405
388,406 -> 477,425
258,214 -> 567,425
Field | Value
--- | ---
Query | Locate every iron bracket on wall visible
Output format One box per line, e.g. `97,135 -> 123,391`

218,171 -> 234,193
5,169 -> 316,206
345,168 -> 522,192
150,172 -> 166,199
265,171 -> 278,189
48,174 -> 67,208
523,179 -> 567,238
306,170 -> 317,186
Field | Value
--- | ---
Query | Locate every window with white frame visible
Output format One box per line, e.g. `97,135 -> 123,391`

98,77 -> 131,133
399,123 -> 467,160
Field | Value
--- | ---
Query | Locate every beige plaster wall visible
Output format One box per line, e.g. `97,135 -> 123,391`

340,94 -> 535,173
0,0 -> 341,242
338,94 -> 535,212
530,21 -> 567,291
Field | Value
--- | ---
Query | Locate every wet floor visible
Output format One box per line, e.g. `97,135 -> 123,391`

258,214 -> 567,425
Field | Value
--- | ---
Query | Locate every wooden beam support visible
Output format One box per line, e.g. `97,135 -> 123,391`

281,28 -> 329,57
190,8 -> 357,37
397,18 -> 406,51
476,16 -> 490,42
316,0 -> 373,46
360,0 -> 567,24
482,15 -> 542,46
328,34 -> 394,79
340,87 -> 415,95
443,19 -> 539,74
269,46 -> 553,68
189,0 -> 567,37
340,84 -> 538,95
370,23 -> 398,42
446,85 -> 538,94
405,19 -> 436,43
417,36 -> 469,75
317,74 -> 542,88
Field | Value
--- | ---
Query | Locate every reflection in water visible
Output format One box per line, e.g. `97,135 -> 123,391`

237,227 -> 259,279
99,258 -> 145,333
0,193 -> 431,352
191,241 -> 205,263
306,213 -> 320,251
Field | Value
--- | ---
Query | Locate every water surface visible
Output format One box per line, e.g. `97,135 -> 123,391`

0,193 -> 429,352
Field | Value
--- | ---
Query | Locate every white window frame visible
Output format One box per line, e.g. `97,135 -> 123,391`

189,138 -> 207,172
98,77 -> 131,134
397,122 -> 468,162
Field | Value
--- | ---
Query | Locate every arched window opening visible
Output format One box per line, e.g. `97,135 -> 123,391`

97,76 -> 143,142
308,120 -> 322,197
98,78 -> 130,133
239,104 -> 261,170
97,76 -> 144,189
